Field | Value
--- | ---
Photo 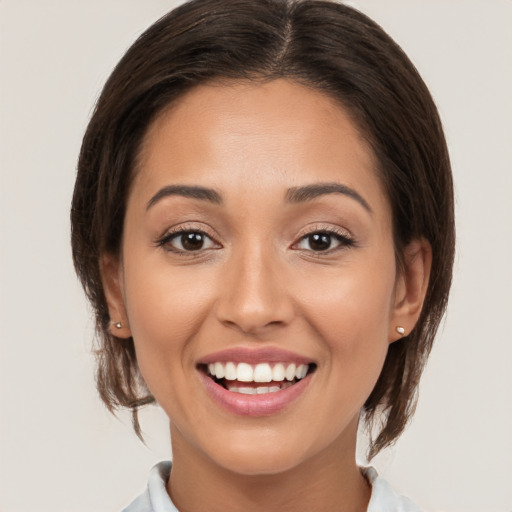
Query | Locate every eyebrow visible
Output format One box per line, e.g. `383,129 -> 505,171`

146,185 -> 222,210
285,182 -> 372,213
146,181 -> 371,213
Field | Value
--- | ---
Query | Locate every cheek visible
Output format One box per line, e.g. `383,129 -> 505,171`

121,256 -> 216,383
125,254 -> 212,330
299,262 -> 396,341
295,256 -> 396,389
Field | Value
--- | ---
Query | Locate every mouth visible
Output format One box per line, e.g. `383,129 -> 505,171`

198,361 -> 317,396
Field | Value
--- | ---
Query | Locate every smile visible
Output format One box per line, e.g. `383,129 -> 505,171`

206,362 -> 311,395
197,347 -> 316,415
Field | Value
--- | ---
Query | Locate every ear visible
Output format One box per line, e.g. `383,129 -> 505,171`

389,238 -> 432,343
100,253 -> 132,338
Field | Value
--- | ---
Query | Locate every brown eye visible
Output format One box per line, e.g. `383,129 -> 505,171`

181,232 -> 206,251
160,230 -> 218,252
295,231 -> 354,252
307,233 -> 332,251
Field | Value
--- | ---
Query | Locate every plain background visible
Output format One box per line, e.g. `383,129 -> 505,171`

0,1 -> 511,511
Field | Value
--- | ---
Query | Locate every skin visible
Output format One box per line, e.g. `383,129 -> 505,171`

102,79 -> 431,512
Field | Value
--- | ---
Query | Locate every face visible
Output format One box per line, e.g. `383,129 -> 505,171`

104,79 -> 423,476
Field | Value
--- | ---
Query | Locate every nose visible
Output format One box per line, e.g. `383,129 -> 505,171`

215,244 -> 294,335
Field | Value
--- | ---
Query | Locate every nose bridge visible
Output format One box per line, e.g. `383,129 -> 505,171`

216,236 -> 292,334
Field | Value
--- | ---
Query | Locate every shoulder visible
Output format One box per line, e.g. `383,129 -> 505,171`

362,466 -> 423,512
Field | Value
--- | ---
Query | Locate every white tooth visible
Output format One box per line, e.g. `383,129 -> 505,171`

214,362 -> 225,379
227,385 -> 239,392
253,363 -> 272,382
295,364 -> 308,379
237,362 -> 254,382
224,362 -> 237,380
208,363 -> 215,376
269,386 -> 280,393
256,386 -> 270,394
272,363 -> 285,381
238,387 -> 257,395
285,363 -> 296,381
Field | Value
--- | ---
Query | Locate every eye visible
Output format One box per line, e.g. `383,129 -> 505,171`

157,230 -> 219,253
295,231 -> 354,252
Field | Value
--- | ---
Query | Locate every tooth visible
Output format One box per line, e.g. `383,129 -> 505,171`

285,363 -> 296,381
237,362 -> 254,382
238,387 -> 257,395
295,364 -> 308,379
227,385 -> 239,392
272,363 -> 285,381
208,363 -> 215,376
214,362 -> 225,379
256,386 -> 269,394
253,363 -> 272,382
269,386 -> 280,393
225,362 -> 237,380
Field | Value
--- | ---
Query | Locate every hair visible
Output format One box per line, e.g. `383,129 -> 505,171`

71,0 -> 454,459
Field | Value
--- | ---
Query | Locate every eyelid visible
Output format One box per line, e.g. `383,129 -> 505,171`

291,224 -> 356,252
154,222 -> 355,255
294,223 -> 354,241
154,222 -> 222,252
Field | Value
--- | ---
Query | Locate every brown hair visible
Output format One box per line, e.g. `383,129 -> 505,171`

71,0 -> 454,459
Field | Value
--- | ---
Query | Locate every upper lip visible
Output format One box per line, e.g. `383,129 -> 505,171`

197,347 -> 314,366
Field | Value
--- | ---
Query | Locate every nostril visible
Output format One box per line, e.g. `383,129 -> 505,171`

219,318 -> 286,336
215,275 -> 295,335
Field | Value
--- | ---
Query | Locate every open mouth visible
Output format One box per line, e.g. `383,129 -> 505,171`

199,361 -> 317,395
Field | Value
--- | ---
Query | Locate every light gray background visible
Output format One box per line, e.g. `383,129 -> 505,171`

1,1 -> 511,511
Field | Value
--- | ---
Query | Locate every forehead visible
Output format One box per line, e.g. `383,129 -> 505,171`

133,79 -> 389,215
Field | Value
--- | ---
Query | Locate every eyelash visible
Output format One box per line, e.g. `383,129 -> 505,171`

292,227 -> 356,254
155,226 -> 219,255
155,226 -> 356,255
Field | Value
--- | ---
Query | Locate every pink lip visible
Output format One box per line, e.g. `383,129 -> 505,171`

198,370 -> 313,417
197,347 -> 313,365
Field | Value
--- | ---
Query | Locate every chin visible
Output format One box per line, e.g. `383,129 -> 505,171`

214,449 -> 308,477
199,430 -> 317,477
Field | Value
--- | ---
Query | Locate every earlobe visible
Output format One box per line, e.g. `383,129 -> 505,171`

389,238 -> 432,343
100,253 -> 132,338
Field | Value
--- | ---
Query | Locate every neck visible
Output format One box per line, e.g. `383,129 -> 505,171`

167,419 -> 371,512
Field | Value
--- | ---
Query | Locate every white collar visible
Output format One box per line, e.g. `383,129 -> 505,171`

123,461 -> 422,512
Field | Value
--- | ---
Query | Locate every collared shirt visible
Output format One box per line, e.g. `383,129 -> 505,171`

122,461 -> 422,512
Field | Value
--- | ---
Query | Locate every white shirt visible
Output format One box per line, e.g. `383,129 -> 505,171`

122,461 -> 422,512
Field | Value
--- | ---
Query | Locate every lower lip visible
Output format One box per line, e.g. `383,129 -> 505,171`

198,371 -> 312,417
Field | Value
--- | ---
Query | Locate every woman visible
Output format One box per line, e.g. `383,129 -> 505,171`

71,0 -> 454,510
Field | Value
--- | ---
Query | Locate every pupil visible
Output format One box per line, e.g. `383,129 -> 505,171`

182,232 -> 204,250
310,233 -> 331,251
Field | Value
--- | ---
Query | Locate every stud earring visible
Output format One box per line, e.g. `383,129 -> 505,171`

114,322 -> 122,329
396,326 -> 405,336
